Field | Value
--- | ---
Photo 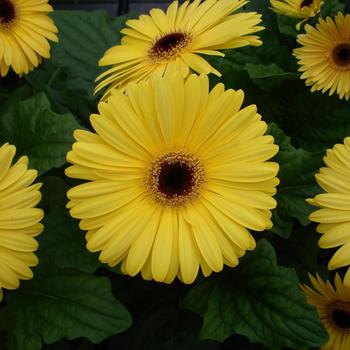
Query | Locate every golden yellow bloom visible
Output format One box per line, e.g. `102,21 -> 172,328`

66,74 -> 279,284
294,13 -> 350,100
0,0 -> 58,77
308,137 -> 350,286
95,0 -> 264,98
270,0 -> 323,28
0,143 -> 44,301
301,274 -> 350,350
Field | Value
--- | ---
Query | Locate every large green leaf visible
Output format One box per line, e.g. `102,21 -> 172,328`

321,0 -> 344,16
26,62 -> 97,123
0,93 -> 81,175
50,10 -> 133,95
277,15 -> 298,37
7,270 -> 132,350
182,240 -> 328,350
39,176 -> 100,274
268,123 -> 323,237
245,63 -> 297,91
207,0 -> 297,91
26,11 -> 134,121
255,80 -> 350,152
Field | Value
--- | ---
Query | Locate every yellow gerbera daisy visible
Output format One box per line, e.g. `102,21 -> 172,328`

307,137 -> 350,286
270,0 -> 323,25
66,73 -> 279,284
95,0 -> 264,98
0,0 -> 58,77
301,273 -> 350,350
294,13 -> 350,100
0,143 -> 44,302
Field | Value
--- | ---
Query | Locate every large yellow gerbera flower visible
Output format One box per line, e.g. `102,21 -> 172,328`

66,74 -> 279,284
301,274 -> 350,350
0,0 -> 58,77
294,13 -> 350,100
270,0 -> 323,22
308,137 -> 350,286
0,143 -> 44,301
95,0 -> 264,98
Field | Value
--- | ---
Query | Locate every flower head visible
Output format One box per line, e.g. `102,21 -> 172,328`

0,0 -> 58,77
294,13 -> 350,100
67,73 -> 279,284
95,0 -> 264,98
301,274 -> 350,350
0,143 -> 44,301
270,0 -> 323,24
308,137 -> 350,286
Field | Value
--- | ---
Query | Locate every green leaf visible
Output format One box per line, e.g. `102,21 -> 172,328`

50,11 -> 134,95
321,0 -> 344,17
26,11 -> 135,120
245,63 -> 297,91
268,123 -> 323,237
207,0 -> 297,93
7,270 -> 132,350
270,209 -> 293,238
38,176 -> 100,274
255,81 -> 350,152
275,149 -> 322,225
183,240 -> 328,350
277,15 -> 298,37
0,93 -> 81,175
26,62 -> 97,123
245,63 -> 295,80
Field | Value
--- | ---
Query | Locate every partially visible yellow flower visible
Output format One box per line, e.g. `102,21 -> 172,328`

0,0 -> 58,77
67,73 -> 279,284
301,273 -> 350,350
0,143 -> 44,301
294,13 -> 350,100
95,0 -> 264,99
307,137 -> 350,286
270,0 -> 323,29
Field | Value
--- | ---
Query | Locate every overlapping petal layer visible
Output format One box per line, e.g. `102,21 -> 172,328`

270,0 -> 323,25
301,274 -> 350,350
294,13 -> 350,100
0,0 -> 58,76
0,143 -> 43,301
308,137 -> 350,286
95,0 -> 264,98
67,74 -> 279,284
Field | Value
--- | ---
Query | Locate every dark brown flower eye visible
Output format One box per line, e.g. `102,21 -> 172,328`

300,0 -> 313,8
148,152 -> 204,207
332,43 -> 350,67
332,309 -> 350,330
0,0 -> 16,26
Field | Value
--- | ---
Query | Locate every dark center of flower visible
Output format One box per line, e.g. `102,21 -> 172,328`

332,309 -> 350,330
0,0 -> 16,26
154,33 -> 186,53
158,161 -> 194,197
332,43 -> 350,67
149,32 -> 191,62
300,0 -> 313,7
148,152 -> 204,207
